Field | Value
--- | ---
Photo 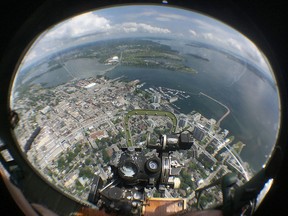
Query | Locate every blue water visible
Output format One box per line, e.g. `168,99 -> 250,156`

105,53 -> 279,172
18,40 -> 280,172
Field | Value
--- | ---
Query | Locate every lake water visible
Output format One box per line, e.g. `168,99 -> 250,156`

17,40 -> 280,172
105,48 -> 279,172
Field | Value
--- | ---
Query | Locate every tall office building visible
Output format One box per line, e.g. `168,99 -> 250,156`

193,126 -> 205,141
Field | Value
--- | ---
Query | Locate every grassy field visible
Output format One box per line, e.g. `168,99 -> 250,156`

124,109 -> 177,146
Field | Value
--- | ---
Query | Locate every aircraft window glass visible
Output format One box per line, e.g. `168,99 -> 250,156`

9,5 -> 280,212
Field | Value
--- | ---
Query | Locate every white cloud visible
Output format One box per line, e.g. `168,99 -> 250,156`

119,22 -> 170,34
189,29 -> 197,37
23,13 -> 172,64
21,6 -> 271,76
192,19 -> 223,34
127,10 -> 188,22
203,33 -> 214,40
227,38 -> 242,51
156,13 -> 188,21
242,40 -> 271,73
44,12 -> 111,40
200,32 -> 226,45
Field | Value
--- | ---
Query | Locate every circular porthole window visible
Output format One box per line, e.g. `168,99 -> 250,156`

0,1 -> 284,216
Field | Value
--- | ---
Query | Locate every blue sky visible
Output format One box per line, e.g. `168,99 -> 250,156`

22,5 -> 272,76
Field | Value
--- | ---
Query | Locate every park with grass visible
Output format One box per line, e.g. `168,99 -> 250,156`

124,109 -> 178,146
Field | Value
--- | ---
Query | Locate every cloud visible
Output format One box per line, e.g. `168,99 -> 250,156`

119,22 -> 170,34
21,6 -> 271,76
242,40 -> 271,73
44,12 -> 111,39
23,13 -> 171,64
227,38 -> 242,51
127,10 -> 188,22
192,19 -> 223,34
189,29 -> 197,37
156,13 -> 188,21
202,33 -> 214,40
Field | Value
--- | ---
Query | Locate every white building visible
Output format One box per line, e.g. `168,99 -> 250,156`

151,103 -> 160,110
84,83 -> 96,89
153,93 -> 161,103
106,56 -> 119,65
40,106 -> 51,115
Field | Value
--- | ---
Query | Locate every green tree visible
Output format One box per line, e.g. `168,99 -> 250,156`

57,157 -> 66,169
102,149 -> 110,163
66,151 -> 76,163
79,167 -> 94,179
188,162 -> 197,170
85,158 -> 92,166
74,144 -> 81,154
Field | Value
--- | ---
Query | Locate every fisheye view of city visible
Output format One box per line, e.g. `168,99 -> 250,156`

10,5 -> 279,214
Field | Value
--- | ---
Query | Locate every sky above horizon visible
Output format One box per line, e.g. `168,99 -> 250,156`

22,5 -> 272,78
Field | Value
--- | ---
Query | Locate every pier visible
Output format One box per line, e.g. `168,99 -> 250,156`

199,92 -> 230,126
